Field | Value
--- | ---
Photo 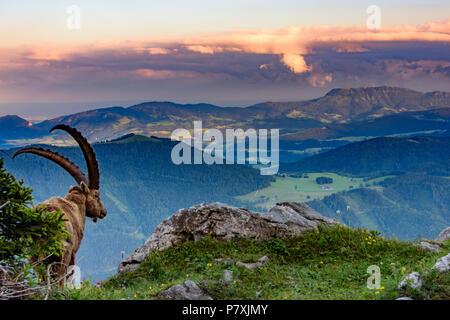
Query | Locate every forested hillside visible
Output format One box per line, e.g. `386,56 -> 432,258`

307,174 -> 450,239
283,136 -> 450,176
1,135 -> 273,280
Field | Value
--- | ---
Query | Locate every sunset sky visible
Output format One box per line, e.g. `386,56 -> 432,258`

0,0 -> 449,118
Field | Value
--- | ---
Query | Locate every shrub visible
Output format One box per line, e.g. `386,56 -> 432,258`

0,158 -> 69,264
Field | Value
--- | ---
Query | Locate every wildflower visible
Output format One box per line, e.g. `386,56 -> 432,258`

375,291 -> 380,295
367,242 -> 371,245
365,237 -> 368,241
148,286 -> 152,290
186,274 -> 190,278
207,263 -> 213,267
401,267 -> 406,272
133,293 -> 137,298
320,261 -> 324,264
380,286 -> 385,291
373,239 -> 376,242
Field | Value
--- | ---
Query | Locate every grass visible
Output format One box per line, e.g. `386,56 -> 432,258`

49,225 -> 450,300
236,173 -> 395,210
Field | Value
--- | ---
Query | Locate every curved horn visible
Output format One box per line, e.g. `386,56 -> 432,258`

50,125 -> 100,189
13,148 -> 88,185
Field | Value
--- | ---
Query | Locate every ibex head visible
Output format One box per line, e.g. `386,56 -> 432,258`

13,124 -> 107,222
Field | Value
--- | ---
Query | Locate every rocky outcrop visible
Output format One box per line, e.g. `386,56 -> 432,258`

432,253 -> 450,273
398,272 -> 423,290
157,281 -> 212,300
118,202 -> 337,273
436,227 -> 450,242
414,241 -> 442,252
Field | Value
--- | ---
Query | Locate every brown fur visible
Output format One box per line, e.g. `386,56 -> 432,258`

38,183 -> 106,279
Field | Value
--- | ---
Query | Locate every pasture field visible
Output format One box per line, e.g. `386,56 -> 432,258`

236,173 -> 395,210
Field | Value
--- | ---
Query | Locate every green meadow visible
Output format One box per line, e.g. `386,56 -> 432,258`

237,173 -> 396,210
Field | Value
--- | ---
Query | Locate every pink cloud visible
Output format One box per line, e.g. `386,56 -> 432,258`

281,54 -> 311,73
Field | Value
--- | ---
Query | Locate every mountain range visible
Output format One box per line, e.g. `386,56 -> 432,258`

1,86 -> 449,148
1,86 -> 450,280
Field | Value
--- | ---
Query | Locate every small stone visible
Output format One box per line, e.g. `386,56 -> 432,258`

396,297 -> 413,300
157,281 -> 212,300
398,272 -> 423,290
414,241 -> 442,252
223,270 -> 233,284
436,227 -> 450,242
432,253 -> 450,273
236,255 -> 270,270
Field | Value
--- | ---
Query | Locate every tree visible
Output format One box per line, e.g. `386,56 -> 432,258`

316,176 -> 333,185
0,158 -> 69,264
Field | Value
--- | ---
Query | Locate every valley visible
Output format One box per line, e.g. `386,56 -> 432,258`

1,86 -> 449,281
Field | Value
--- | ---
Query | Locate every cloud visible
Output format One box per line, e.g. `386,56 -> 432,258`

186,45 -> 221,54
0,19 -> 449,104
136,47 -> 171,55
333,43 -> 368,53
281,54 -> 311,73
308,72 -> 333,87
135,68 -> 200,79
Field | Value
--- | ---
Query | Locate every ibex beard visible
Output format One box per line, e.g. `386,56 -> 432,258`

13,124 -> 107,284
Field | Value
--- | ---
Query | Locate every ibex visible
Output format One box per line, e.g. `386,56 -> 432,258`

13,124 -> 107,280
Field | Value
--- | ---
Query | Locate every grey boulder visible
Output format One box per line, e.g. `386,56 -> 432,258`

157,281 -> 212,300
436,227 -> 450,242
398,272 -> 423,290
414,241 -> 442,252
432,253 -> 450,273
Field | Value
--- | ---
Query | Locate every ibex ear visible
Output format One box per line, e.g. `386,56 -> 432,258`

79,181 -> 90,194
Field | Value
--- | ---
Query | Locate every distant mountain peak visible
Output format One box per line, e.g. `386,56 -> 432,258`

325,86 -> 421,97
0,114 -> 29,125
